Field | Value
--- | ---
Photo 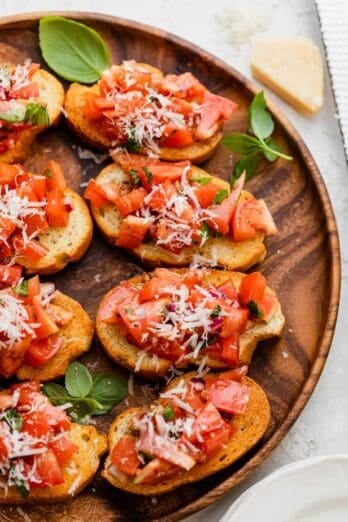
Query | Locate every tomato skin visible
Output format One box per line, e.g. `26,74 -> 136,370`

115,216 -> 149,249
22,411 -> 52,439
217,281 -> 238,301
35,449 -> 64,486
161,127 -> 194,148
239,272 -> 266,305
50,436 -> 78,467
9,82 -> 39,100
10,381 -> 41,406
220,308 -> 249,337
46,161 -> 66,192
118,297 -> 169,346
24,335 -> 63,368
0,436 -> 8,462
24,213 -> 49,236
114,187 -> 147,217
207,379 -> 250,415
84,179 -> 109,208
192,182 -> 221,209
232,199 -> 277,241
98,284 -> 137,324
32,295 -> 60,339
203,424 -> 231,456
111,435 -> 141,477
0,356 -> 24,378
139,277 -> 173,302
0,216 -> 16,240
12,237 -> 49,262
29,176 -> 46,200
46,188 -> 69,227
0,163 -> 24,185
193,402 -> 225,439
195,91 -> 237,140
220,334 -> 240,366
147,180 -> 177,212
0,264 -> 22,286
205,192 -> 237,235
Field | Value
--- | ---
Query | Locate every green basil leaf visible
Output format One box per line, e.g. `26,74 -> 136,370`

213,189 -> 228,205
12,280 -> 29,297
200,222 -> 212,240
2,409 -> 22,432
210,305 -> 222,318
129,169 -> 141,187
231,153 -> 263,185
163,404 -> 175,421
43,383 -> 70,404
221,133 -> 262,155
39,16 -> 110,83
262,138 -> 282,161
191,176 -> 212,185
248,91 -> 274,140
125,128 -> 140,152
9,467 -> 29,498
142,166 -> 153,182
247,300 -> 263,319
65,362 -> 93,398
90,373 -> 128,406
24,102 -> 49,126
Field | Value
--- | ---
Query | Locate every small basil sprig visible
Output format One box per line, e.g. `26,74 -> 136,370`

222,91 -> 292,185
43,362 -> 127,423
39,16 -> 110,83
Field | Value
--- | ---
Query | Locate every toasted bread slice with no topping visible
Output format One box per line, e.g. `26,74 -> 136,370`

17,188 -> 93,275
16,290 -> 94,381
0,69 -> 65,164
102,372 -> 270,495
96,269 -> 285,379
64,80 -> 223,164
0,423 -> 106,503
89,163 -> 267,271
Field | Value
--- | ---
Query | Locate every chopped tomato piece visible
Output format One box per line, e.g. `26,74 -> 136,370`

0,264 -> 22,286
0,391 -> 14,410
84,179 -> 109,208
181,269 -> 203,289
0,437 -> 8,462
98,182 -> 120,205
12,236 -> 49,262
193,402 -> 225,439
10,381 -> 41,406
220,308 -> 249,337
203,424 -> 231,455
114,187 -> 147,217
46,188 -> 69,227
46,160 -> 66,192
22,411 -> 52,438
258,293 -> 278,321
29,175 -> 46,200
157,72 -> 206,102
115,216 -> 149,249
192,181 -> 221,208
98,284 -> 137,324
233,199 -> 277,241
32,295 -> 60,339
0,215 -> 16,240
195,91 -> 237,140
36,450 -> 64,486
217,280 -> 239,301
161,127 -> 194,148
220,334 -> 239,366
0,163 -> 24,185
0,356 -> 23,378
207,379 -> 250,415
239,272 -> 266,305
118,297 -> 169,346
44,404 -> 70,431
9,82 -> 39,100
24,213 -> 49,236
147,180 -> 177,212
24,335 -> 63,368
153,268 -> 180,284
139,276 -> 174,302
111,435 -> 141,477
50,436 -> 78,467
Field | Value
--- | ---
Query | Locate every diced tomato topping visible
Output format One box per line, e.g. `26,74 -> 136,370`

0,264 -> 22,286
22,411 -> 52,439
139,276 -> 174,302
12,236 -> 49,262
192,181 -> 221,208
114,187 -> 147,217
233,199 -> 277,241
50,436 -> 78,467
0,163 -> 24,185
111,435 -> 141,476
147,180 -> 177,212
9,82 -> 39,100
98,182 -> 120,205
46,161 -> 66,192
0,216 -> 16,240
220,308 -> 249,337
24,335 -> 63,368
207,379 -> 250,415
258,293 -> 278,321
10,381 -> 41,406
29,176 -> 46,200
205,191 -> 239,235
239,272 -> 266,305
195,91 -> 237,140
98,284 -> 137,324
161,127 -> 194,148
32,295 -> 60,339
115,216 -> 149,249
0,437 -> 8,462
220,334 -> 240,366
36,450 -> 64,486
84,179 -> 109,208
217,280 -> 239,301
46,188 -> 69,227
118,297 -> 169,346
193,402 -> 225,439
203,424 -> 231,456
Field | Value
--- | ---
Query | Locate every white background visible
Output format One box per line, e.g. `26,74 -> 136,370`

0,0 -> 347,520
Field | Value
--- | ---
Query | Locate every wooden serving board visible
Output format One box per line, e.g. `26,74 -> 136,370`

0,11 -> 340,522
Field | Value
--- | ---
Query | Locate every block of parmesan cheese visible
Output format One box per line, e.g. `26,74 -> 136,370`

250,38 -> 324,115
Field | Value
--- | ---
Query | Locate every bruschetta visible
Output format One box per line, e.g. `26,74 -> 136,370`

0,160 -> 93,274
64,60 -> 237,163
102,370 -> 270,494
96,268 -> 285,379
84,154 -> 276,271
0,381 -> 106,503
0,274 -> 93,381
0,62 -> 64,163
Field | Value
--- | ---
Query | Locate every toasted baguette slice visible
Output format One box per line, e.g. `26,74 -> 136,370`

64,68 -> 223,164
96,269 -> 285,379
102,372 -> 270,495
17,188 -> 93,275
16,290 -> 94,381
0,69 -> 65,164
89,163 -> 267,271
0,423 -> 106,503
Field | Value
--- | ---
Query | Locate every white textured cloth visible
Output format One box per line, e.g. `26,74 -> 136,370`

316,0 -> 348,159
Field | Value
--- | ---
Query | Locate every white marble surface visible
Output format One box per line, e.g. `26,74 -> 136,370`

1,0 -> 347,520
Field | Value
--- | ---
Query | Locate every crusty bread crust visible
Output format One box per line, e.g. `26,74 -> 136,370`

0,69 -> 65,164
16,290 -> 94,381
96,269 -> 285,379
102,373 -> 270,495
89,163 -> 267,271
0,423 -> 106,503
16,188 -> 93,275
64,73 -> 224,164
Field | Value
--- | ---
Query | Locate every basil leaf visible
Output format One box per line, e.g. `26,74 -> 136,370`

12,280 -> 28,297
221,133 -> 262,155
2,409 -> 22,432
9,467 -> 29,498
231,153 -> 263,185
129,169 -> 141,187
262,138 -> 282,161
65,362 -> 93,398
39,16 -> 110,83
210,305 -> 221,318
200,222 -> 212,240
248,300 -> 263,319
126,128 -> 140,152
69,398 -> 105,424
142,166 -> 153,182
163,404 -> 175,421
24,103 -> 49,126
191,176 -> 212,185
44,168 -> 53,178
43,383 -> 70,404
90,373 -> 128,406
213,189 -> 228,205
248,91 -> 274,140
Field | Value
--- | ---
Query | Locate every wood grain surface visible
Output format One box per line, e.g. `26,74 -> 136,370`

0,11 -> 341,522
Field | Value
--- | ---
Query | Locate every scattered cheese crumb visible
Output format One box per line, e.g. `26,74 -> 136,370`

281,351 -> 289,359
77,146 -> 108,164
